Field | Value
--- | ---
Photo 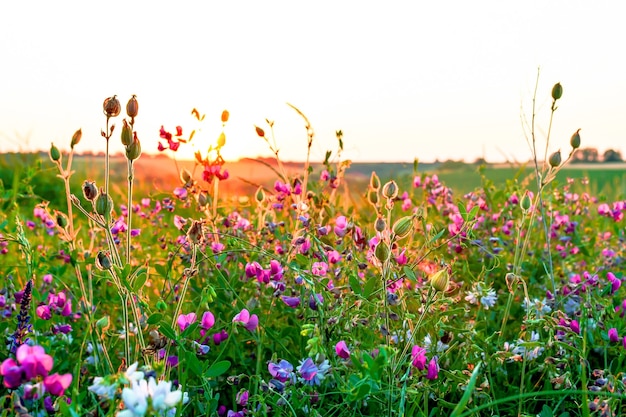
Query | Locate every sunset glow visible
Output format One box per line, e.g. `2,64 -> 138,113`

1,1 -> 625,163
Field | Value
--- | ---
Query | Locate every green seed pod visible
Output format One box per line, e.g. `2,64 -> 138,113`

82,180 -> 98,201
392,215 -> 414,239
382,180 -> 398,200
367,189 -> 379,206
255,186 -> 265,204
369,172 -> 381,190
430,268 -> 450,292
197,191 -> 208,207
125,133 -> 142,161
95,190 -> 113,217
121,119 -> 132,146
548,150 -> 562,168
126,95 -> 139,118
551,82 -> 563,100
570,129 -> 581,150
95,251 -> 113,270
70,129 -> 82,149
520,191 -> 532,212
49,143 -> 61,162
374,241 -> 390,263
55,211 -> 68,229
180,168 -> 192,185
374,217 -> 386,233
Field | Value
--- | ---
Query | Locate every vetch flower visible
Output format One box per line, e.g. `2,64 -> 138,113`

608,328 -> 619,343
232,309 -> 258,332
0,358 -> 22,389
335,341 -> 350,359
297,357 -> 331,386
426,356 -> 439,380
43,372 -> 72,396
411,345 -> 427,370
200,311 -> 215,330
268,359 -> 294,383
17,344 -> 53,380
281,296 -> 301,308
177,312 -> 197,332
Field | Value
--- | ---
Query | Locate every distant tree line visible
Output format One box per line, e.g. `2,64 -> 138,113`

571,148 -> 623,163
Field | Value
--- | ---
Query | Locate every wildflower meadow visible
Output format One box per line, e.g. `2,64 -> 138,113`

1,82 -> 625,417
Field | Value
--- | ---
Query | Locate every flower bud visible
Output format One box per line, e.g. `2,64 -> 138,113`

221,110 -> 230,123
197,191 -> 208,207
82,181 -> 98,201
95,190 -> 113,216
382,180 -> 398,200
103,95 -> 121,118
55,211 -> 69,229
374,242 -> 390,263
217,132 -> 226,148
430,268 -> 450,292
369,172 -> 381,190
367,189 -> 379,206
374,217 -> 386,233
125,133 -> 142,161
392,215 -> 414,239
255,126 -> 265,137
520,191 -> 532,212
121,119 -> 132,146
49,143 -> 61,162
570,129 -> 581,150
96,251 -> 113,270
126,95 -> 139,118
70,129 -> 82,149
255,187 -> 266,205
180,168 -> 192,185
551,83 -> 563,100
548,150 -> 561,168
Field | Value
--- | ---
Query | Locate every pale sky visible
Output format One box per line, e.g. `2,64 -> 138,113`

1,1 -> 624,163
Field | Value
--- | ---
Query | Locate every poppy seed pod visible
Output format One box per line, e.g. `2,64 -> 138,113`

551,83 -> 563,100
126,95 -> 139,118
392,215 -> 414,239
570,129 -> 581,150
95,190 -> 113,216
382,180 -> 398,200
82,181 -> 98,201
548,150 -> 562,168
70,129 -> 82,149
374,241 -> 390,263
369,172 -> 381,190
103,95 -> 121,118
367,189 -> 379,206
374,217 -> 386,233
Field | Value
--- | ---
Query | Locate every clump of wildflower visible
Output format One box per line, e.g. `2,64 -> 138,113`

465,282 -> 498,309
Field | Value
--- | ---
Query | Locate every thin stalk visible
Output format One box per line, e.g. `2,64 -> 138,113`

126,159 -> 134,265
171,245 -> 198,329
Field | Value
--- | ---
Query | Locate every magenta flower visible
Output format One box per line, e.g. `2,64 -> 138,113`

200,311 -> 215,330
607,272 -> 621,294
232,309 -> 258,332
411,345 -> 427,370
570,320 -> 580,334
17,345 -> 53,380
177,312 -> 197,332
36,305 -> 51,320
335,341 -> 350,359
425,356 -> 439,380
334,216 -> 348,237
312,262 -> 328,277
608,328 -> 619,343
236,389 -> 249,406
213,330 -> 229,345
0,358 -> 22,389
43,373 -> 72,396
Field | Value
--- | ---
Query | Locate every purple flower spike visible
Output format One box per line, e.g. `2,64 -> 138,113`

335,341 -> 350,359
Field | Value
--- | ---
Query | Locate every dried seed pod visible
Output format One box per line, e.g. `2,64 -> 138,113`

103,95 -> 121,118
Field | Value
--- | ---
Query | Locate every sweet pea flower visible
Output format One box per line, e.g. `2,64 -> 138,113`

43,373 -> 72,396
334,216 -> 348,237
426,356 -> 439,380
177,312 -> 197,332
268,359 -> 294,382
335,341 -> 350,359
570,320 -> 580,334
0,358 -> 22,389
608,328 -> 619,343
36,305 -> 51,320
236,389 -> 249,406
200,311 -> 215,330
281,296 -> 301,308
17,344 -> 54,380
411,345 -> 427,370
232,309 -> 258,332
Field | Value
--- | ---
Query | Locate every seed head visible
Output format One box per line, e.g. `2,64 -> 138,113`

71,129 -> 82,149
551,82 -> 563,100
49,143 -> 61,162
126,95 -> 139,118
382,180 -> 398,200
103,95 -> 121,118
548,150 -> 562,168
430,268 -> 450,292
570,129 -> 581,150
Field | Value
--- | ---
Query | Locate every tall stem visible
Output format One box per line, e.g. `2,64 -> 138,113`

126,160 -> 134,265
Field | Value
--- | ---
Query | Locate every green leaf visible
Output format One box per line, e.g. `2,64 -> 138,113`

205,360 -> 231,378
185,350 -> 203,377
147,313 -> 163,325
159,322 -> 178,341
450,362 -> 482,417
403,266 -> 417,282
131,267 -> 148,292
154,263 -> 169,279
349,273 -> 362,295
363,276 -> 378,299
